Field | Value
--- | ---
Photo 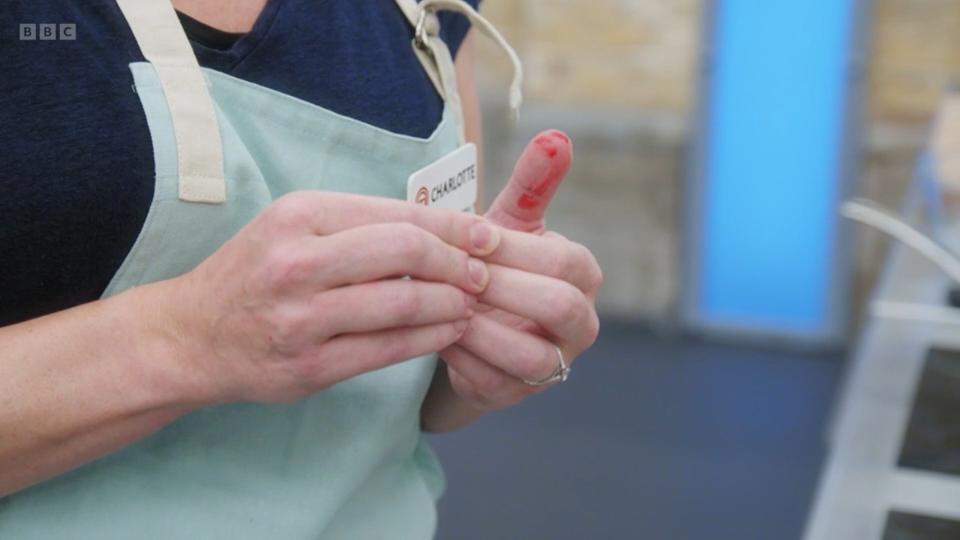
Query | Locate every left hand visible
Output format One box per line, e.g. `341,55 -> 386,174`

439,130 -> 602,411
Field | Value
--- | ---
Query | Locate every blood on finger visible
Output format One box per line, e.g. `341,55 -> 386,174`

537,137 -> 558,157
514,130 -> 572,210
517,193 -> 539,209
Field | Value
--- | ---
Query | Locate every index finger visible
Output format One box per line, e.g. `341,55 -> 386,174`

272,191 -> 501,256
484,227 -> 602,294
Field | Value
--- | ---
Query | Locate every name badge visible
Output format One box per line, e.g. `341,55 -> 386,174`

407,143 -> 478,211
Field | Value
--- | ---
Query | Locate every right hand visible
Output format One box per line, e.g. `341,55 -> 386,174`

156,191 -> 501,404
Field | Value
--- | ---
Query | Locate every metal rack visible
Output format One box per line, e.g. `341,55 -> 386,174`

804,164 -> 960,538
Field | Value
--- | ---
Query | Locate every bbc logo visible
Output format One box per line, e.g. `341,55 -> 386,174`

20,23 -> 76,41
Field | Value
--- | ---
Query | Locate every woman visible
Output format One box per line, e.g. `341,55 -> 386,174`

0,0 -> 601,537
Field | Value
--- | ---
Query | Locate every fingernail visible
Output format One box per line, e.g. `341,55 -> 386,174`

453,319 -> 470,334
470,222 -> 500,254
549,129 -> 570,143
468,258 -> 489,290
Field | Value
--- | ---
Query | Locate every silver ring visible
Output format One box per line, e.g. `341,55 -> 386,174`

523,345 -> 570,386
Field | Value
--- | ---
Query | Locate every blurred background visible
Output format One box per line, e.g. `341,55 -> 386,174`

427,1 -> 960,539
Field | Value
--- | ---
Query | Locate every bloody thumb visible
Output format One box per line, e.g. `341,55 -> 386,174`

485,129 -> 572,233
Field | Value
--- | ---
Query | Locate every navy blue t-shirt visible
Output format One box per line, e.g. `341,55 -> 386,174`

0,0 -> 476,326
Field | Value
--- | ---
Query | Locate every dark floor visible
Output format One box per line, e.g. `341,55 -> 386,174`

427,320 -> 844,540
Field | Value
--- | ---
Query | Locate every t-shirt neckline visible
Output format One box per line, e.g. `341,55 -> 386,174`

177,0 -> 285,73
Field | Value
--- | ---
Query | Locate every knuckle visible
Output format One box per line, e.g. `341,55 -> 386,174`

550,247 -> 574,280
546,285 -> 584,327
538,242 -> 570,280
388,223 -> 429,260
578,243 -> 604,291
265,193 -> 312,230
587,263 -> 604,292
585,310 -> 601,345
266,250 -> 314,289
269,308 -> 307,350
384,286 -> 422,321
271,191 -> 300,210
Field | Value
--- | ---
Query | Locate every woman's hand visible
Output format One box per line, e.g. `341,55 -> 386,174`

441,229 -> 602,410
428,131 -> 602,424
0,190 -> 502,496
162,191 -> 502,405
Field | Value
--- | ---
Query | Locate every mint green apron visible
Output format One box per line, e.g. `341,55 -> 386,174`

0,0 -> 524,538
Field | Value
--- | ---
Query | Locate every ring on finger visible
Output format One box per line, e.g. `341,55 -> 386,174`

523,344 -> 570,386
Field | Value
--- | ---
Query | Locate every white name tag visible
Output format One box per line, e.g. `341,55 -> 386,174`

407,143 -> 478,211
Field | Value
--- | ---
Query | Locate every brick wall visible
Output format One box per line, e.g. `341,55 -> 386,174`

868,0 -> 960,124
472,0 -> 960,324
476,0 -> 700,110
473,0 -> 700,320
856,0 -> 960,315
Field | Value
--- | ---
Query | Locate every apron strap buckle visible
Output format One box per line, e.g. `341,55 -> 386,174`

414,8 -> 440,52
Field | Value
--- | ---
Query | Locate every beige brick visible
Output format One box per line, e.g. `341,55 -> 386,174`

868,0 -> 960,123
471,0 -> 960,323
476,0 -> 701,112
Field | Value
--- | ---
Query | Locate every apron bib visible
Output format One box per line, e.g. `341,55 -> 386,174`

0,1 -> 521,539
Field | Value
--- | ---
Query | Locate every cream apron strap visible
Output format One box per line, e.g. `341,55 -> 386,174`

395,0 -> 447,100
419,16 -> 467,144
418,0 -> 523,120
116,0 -> 226,203
395,0 -> 524,144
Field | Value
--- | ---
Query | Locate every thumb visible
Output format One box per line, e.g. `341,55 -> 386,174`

485,129 -> 572,233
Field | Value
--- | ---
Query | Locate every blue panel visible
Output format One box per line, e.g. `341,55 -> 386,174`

698,0 -> 854,335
